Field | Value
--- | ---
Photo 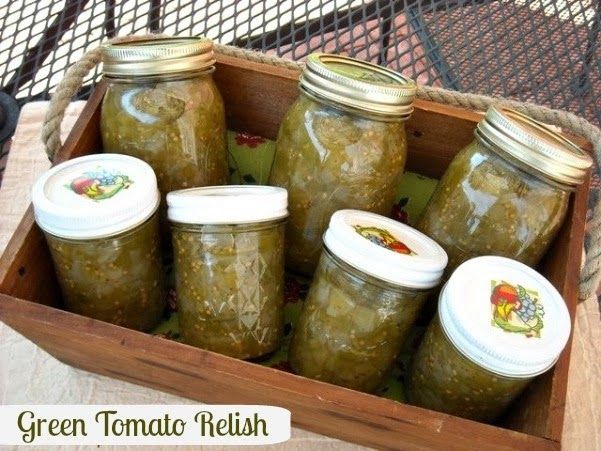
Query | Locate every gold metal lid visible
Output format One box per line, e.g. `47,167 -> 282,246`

476,106 -> 593,185
299,53 -> 417,120
101,37 -> 215,78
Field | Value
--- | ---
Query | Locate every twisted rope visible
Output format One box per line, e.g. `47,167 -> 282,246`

41,34 -> 601,301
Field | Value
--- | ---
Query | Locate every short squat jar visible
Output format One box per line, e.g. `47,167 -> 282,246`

408,256 -> 571,422
32,154 -> 165,331
417,106 -> 593,276
167,186 -> 288,359
100,37 -> 229,228
269,53 -> 417,276
289,210 -> 448,392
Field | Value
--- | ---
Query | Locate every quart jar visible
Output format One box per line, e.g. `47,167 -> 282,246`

269,54 -> 417,276
407,256 -> 571,422
167,186 -> 288,359
100,37 -> 228,230
417,106 -> 592,276
289,210 -> 447,392
31,154 -> 165,331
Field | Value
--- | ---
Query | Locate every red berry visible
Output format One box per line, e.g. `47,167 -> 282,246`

70,177 -> 94,194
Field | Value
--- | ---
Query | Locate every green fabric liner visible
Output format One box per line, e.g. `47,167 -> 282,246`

152,130 -> 440,402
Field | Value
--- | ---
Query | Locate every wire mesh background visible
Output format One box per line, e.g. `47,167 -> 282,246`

0,0 -> 599,122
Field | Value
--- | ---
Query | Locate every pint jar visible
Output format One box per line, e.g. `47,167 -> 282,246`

269,54 -> 417,276
289,210 -> 447,392
417,106 -> 593,276
100,37 -> 229,231
167,186 -> 288,359
31,154 -> 165,331
407,256 -> 571,422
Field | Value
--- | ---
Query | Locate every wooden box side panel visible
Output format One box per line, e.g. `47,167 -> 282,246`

0,294 -> 558,451
503,173 -> 591,440
0,85 -> 105,304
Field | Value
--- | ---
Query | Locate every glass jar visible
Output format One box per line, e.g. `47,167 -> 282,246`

167,186 -> 288,359
32,154 -> 165,331
408,256 -> 571,422
289,210 -> 447,392
269,53 -> 417,276
417,106 -> 593,277
100,37 -> 228,231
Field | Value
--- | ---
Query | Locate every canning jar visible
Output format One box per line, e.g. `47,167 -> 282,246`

269,54 -> 417,276
408,256 -> 571,422
100,37 -> 228,231
289,210 -> 447,392
31,154 -> 165,331
417,106 -> 592,276
167,185 -> 288,359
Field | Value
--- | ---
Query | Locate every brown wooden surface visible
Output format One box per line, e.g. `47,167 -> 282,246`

0,293 -> 558,451
0,54 -> 591,450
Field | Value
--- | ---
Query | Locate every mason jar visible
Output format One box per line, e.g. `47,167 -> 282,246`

100,37 -> 228,234
269,53 -> 417,276
289,210 -> 447,392
167,186 -> 288,359
407,256 -> 571,422
31,154 -> 165,331
417,106 -> 593,277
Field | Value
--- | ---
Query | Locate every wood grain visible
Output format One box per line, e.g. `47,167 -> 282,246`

0,294 -> 559,451
0,52 -> 591,450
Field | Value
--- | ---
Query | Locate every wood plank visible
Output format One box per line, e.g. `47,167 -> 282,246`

503,172 -> 591,441
0,85 -> 104,305
0,294 -> 559,451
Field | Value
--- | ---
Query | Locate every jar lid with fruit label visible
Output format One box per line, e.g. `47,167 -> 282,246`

439,256 -> 571,378
323,210 -> 448,289
167,185 -> 288,225
32,153 -> 160,239
300,53 -> 417,120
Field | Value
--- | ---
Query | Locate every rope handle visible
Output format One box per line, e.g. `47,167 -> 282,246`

41,35 -> 601,301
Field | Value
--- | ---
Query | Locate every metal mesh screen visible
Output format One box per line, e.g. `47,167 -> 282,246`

0,1 -> 599,122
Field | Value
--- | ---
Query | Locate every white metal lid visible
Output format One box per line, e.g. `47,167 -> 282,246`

167,185 -> 288,225
323,210 -> 448,289
31,153 -> 160,239
439,256 -> 571,378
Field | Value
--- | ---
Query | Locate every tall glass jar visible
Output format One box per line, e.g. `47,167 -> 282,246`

289,210 -> 447,392
167,186 -> 288,359
408,256 -> 571,423
100,37 -> 228,234
269,54 -> 417,276
417,106 -> 592,277
31,154 -> 165,331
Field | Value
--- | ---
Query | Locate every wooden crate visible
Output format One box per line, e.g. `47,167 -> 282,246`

0,53 -> 591,450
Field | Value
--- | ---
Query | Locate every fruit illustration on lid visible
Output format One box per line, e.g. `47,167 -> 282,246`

353,225 -> 414,255
490,280 -> 544,338
67,168 -> 133,201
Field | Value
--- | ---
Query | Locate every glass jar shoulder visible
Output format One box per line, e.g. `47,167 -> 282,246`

101,74 -> 228,190
273,95 -> 407,173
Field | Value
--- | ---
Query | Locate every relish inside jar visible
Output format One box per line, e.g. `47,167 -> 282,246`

408,256 -> 572,422
417,106 -> 592,277
289,210 -> 447,392
32,153 -> 165,331
167,185 -> 288,359
269,53 -> 416,276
